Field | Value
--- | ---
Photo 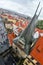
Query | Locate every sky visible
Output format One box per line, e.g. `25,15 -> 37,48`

0,0 -> 43,19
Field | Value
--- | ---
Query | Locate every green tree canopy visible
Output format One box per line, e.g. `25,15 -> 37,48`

36,20 -> 43,29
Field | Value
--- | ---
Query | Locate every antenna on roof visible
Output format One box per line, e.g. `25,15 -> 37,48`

34,2 -> 40,15
38,8 -> 42,17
